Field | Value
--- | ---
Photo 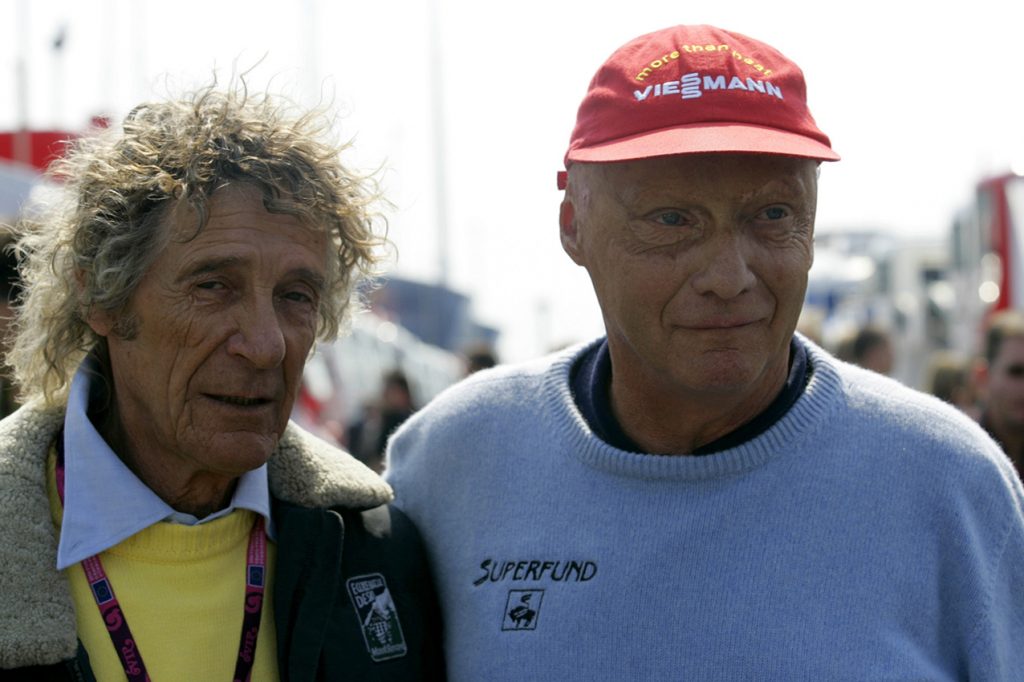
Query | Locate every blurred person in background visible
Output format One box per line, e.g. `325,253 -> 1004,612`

835,324 -> 894,375
926,349 -> 979,418
348,368 -> 418,473
386,24 -> 1024,680
0,83 -> 444,680
976,309 -> 1024,477
461,341 -> 499,376
0,230 -> 20,418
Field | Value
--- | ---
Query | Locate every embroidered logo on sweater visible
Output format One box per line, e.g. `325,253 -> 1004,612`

347,573 -> 408,661
474,558 -> 598,586
502,589 -> 544,630
474,557 -> 598,632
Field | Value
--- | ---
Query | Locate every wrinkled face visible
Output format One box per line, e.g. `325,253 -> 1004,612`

983,336 -> 1024,432
89,184 -> 327,479
561,153 -> 817,400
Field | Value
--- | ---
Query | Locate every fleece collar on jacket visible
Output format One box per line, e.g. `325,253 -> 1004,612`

0,401 -> 393,669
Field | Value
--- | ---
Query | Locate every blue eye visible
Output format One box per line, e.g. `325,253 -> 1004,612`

284,291 -> 314,304
758,206 -> 790,220
653,211 -> 687,226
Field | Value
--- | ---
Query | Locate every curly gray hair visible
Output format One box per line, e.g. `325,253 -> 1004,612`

9,83 -> 389,406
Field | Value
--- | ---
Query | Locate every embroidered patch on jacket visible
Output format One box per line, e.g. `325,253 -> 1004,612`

502,589 -> 544,631
346,573 -> 408,661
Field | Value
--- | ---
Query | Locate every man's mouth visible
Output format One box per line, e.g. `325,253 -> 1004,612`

683,319 -> 760,330
208,395 -> 272,407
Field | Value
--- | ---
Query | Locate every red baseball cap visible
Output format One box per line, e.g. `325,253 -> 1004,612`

559,25 -> 838,187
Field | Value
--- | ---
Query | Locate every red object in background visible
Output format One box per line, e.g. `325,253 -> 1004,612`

946,172 -> 1024,358
979,174 -> 1015,314
0,130 -> 79,172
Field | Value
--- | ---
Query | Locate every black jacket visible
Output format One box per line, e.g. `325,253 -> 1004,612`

272,500 -> 446,681
0,405 -> 446,681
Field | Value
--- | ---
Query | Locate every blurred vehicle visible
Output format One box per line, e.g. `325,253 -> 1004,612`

805,229 -> 948,388
294,311 -> 464,447
948,171 -> 1024,356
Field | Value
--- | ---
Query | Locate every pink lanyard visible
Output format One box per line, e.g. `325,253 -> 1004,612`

56,447 -> 267,682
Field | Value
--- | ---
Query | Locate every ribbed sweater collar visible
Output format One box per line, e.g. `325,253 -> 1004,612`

540,335 -> 844,481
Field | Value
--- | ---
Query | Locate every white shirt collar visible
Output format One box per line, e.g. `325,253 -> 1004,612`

56,358 -> 274,570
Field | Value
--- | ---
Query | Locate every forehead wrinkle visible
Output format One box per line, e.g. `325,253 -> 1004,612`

594,160 -> 721,209
174,254 -> 327,294
581,163 -> 657,212
174,254 -> 246,285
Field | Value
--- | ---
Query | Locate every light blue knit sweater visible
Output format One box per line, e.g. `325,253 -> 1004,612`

386,337 -> 1024,681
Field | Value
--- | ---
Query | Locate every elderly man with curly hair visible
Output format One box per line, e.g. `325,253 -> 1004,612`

0,85 -> 445,681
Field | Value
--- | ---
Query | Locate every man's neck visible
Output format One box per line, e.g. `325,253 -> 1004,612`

609,362 -> 788,455
94,405 -> 237,519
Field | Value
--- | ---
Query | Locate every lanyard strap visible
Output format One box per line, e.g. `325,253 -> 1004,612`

235,517 -> 267,681
56,445 -> 267,682
79,552 -> 150,681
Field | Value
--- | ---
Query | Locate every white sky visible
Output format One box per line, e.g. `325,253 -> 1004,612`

3,0 -> 1023,361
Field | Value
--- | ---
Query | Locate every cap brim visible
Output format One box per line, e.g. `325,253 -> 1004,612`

566,122 -> 840,163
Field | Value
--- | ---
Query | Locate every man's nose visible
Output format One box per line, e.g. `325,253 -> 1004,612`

689,230 -> 757,299
227,297 -> 287,368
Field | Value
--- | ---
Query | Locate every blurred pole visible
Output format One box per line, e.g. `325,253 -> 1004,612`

130,1 -> 149,103
302,0 -> 320,107
51,23 -> 67,126
100,0 -> 115,118
14,0 -> 31,164
426,0 -> 453,350
536,298 -> 551,357
428,0 -> 450,287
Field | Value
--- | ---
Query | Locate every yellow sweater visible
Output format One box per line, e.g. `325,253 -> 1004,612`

48,451 -> 279,681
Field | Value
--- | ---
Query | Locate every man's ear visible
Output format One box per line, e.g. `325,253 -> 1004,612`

77,268 -> 113,338
84,306 -> 114,338
559,199 -> 584,266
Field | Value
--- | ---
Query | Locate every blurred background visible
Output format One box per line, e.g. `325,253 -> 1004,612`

3,0 -> 1023,454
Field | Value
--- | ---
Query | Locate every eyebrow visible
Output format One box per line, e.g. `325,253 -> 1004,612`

177,255 -> 243,283
293,268 -> 328,294
177,256 -> 328,292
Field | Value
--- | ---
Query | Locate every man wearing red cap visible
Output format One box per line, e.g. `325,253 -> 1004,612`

387,25 -> 1024,679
